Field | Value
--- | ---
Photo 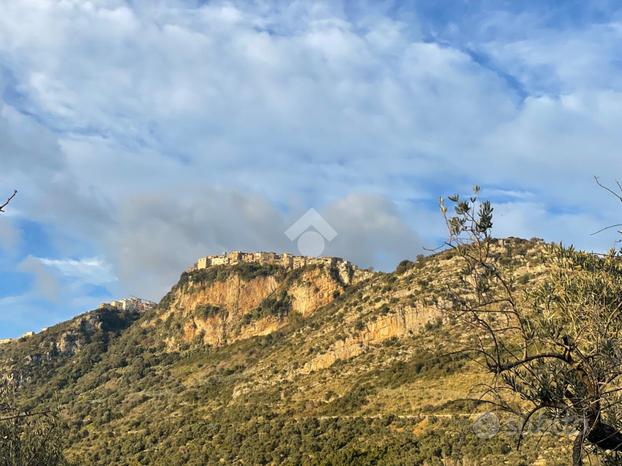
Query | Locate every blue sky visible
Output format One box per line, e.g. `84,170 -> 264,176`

1,0 -> 622,338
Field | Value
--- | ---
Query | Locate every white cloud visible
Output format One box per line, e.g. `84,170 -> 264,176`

323,193 -> 423,269
38,257 -> 117,285
0,218 -> 19,253
100,188 -> 422,299
0,0 -> 620,314
492,201 -> 615,252
481,21 -> 622,94
18,256 -> 61,301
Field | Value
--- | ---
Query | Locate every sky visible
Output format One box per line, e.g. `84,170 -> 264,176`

1,0 -> 622,338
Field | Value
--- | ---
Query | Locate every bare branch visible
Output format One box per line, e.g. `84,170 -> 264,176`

591,223 -> 622,236
0,189 -> 17,212
595,176 -> 622,203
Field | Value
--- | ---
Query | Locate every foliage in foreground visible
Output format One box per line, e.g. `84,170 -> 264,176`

441,186 -> 622,465
0,391 -> 69,466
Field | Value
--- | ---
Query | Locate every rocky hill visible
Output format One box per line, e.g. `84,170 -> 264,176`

0,239 -> 573,465
154,258 -> 371,348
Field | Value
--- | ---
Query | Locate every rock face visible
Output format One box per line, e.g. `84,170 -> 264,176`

289,266 -> 345,316
174,273 -> 281,346
157,258 -> 374,348
55,312 -> 102,356
0,305 -> 142,388
302,305 -> 441,373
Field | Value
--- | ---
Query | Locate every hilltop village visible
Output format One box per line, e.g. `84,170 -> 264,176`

189,251 -> 373,285
0,297 -> 157,346
99,297 -> 156,312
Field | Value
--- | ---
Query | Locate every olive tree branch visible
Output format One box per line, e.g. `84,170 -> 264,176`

0,189 -> 17,212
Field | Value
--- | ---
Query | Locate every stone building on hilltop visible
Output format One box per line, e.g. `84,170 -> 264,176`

99,297 -> 156,312
190,251 -> 371,285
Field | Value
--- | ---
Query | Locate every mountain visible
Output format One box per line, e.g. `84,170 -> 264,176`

0,240 -> 572,465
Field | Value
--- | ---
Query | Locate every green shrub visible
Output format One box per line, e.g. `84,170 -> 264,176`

395,260 -> 414,274
243,291 -> 292,325
194,305 -> 223,320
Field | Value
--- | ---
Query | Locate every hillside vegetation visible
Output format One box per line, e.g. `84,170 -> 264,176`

0,238 -> 577,465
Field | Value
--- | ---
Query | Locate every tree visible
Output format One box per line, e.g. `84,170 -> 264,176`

440,186 -> 622,465
0,388 -> 69,466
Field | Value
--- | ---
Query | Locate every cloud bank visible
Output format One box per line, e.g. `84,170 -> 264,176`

0,0 -> 621,336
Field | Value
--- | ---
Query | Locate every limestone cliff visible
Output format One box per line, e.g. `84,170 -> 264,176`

302,304 -> 441,373
155,259 -> 373,348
